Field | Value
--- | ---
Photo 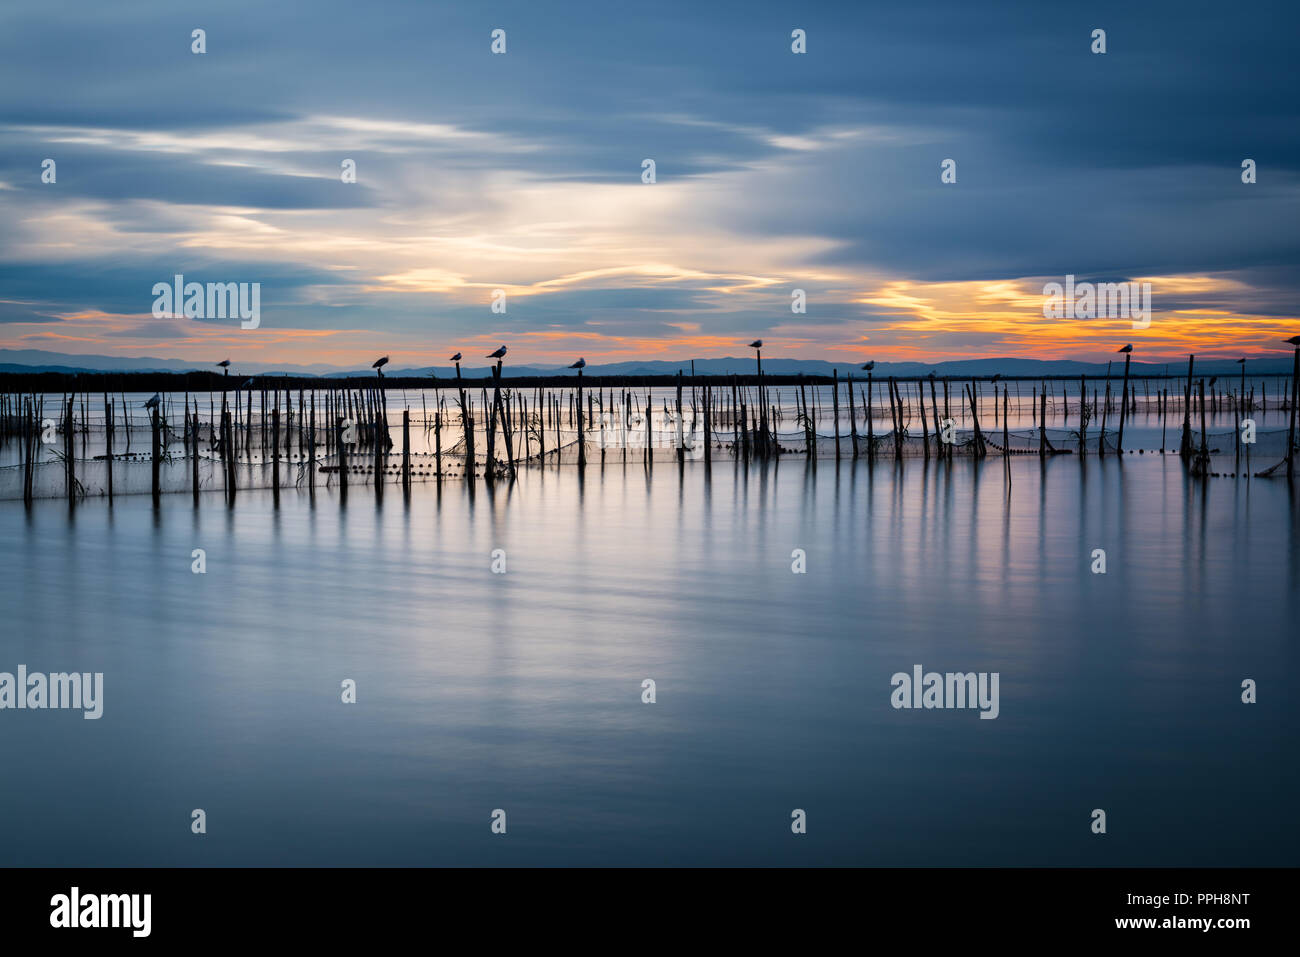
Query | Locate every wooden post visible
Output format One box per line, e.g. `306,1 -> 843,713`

703,383 -> 712,465
435,406 -> 443,479
494,362 -> 516,475
336,415 -> 348,494
402,408 -> 411,489
645,391 -> 653,468
847,372 -> 859,459
866,373 -> 875,461
916,379 -> 928,459
676,371 -> 686,465
1039,386 -> 1047,457
1198,378 -> 1209,473
929,378 -> 941,456
1180,354 -> 1195,456
832,371 -> 842,460
106,398 -> 114,504
191,401 -> 199,505
886,377 -> 898,457
65,393 -> 75,504
1288,346 -> 1300,477
1117,352 -> 1132,453
455,362 -> 474,476
272,406 -> 281,495
308,391 -> 316,494
965,384 -> 986,457
1099,376 -> 1111,457
799,381 -> 813,459
1003,388 -> 1010,451
373,390 -> 384,499
151,406 -> 161,505
577,368 -> 587,469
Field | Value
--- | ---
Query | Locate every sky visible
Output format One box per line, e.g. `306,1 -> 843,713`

1,0 -> 1297,370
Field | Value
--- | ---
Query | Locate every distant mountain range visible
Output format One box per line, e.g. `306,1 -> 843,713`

1,348 -> 1294,379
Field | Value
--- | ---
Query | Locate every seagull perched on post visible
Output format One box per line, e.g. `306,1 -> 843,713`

143,393 -> 160,411
449,352 -> 462,362
569,358 -> 586,370
749,340 -> 763,349
1118,343 -> 1133,354
217,359 -> 231,376
487,346 -> 508,359
372,356 -> 389,378
861,361 -> 875,372
1287,336 -> 1300,347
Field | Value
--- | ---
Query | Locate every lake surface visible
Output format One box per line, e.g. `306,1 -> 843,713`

1,454 -> 1297,866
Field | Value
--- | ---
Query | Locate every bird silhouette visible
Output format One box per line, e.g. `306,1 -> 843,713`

1209,377 -> 1218,387
927,371 -> 936,379
569,358 -> 586,369
861,361 -> 875,371
749,340 -> 763,349
1237,357 -> 1246,364
487,346 -> 508,359
1118,344 -> 1133,353
373,356 -> 389,369
450,352 -> 462,362
143,393 -> 160,410
216,359 -> 230,368
991,373 -> 1002,383
1287,335 -> 1300,346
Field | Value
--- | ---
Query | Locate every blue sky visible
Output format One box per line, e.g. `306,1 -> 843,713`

1,0 -> 1297,368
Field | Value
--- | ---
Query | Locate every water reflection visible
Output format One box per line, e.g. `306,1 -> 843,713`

0,455 -> 1296,865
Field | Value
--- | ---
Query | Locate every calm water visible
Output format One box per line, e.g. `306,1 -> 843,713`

1,456 -> 1297,866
